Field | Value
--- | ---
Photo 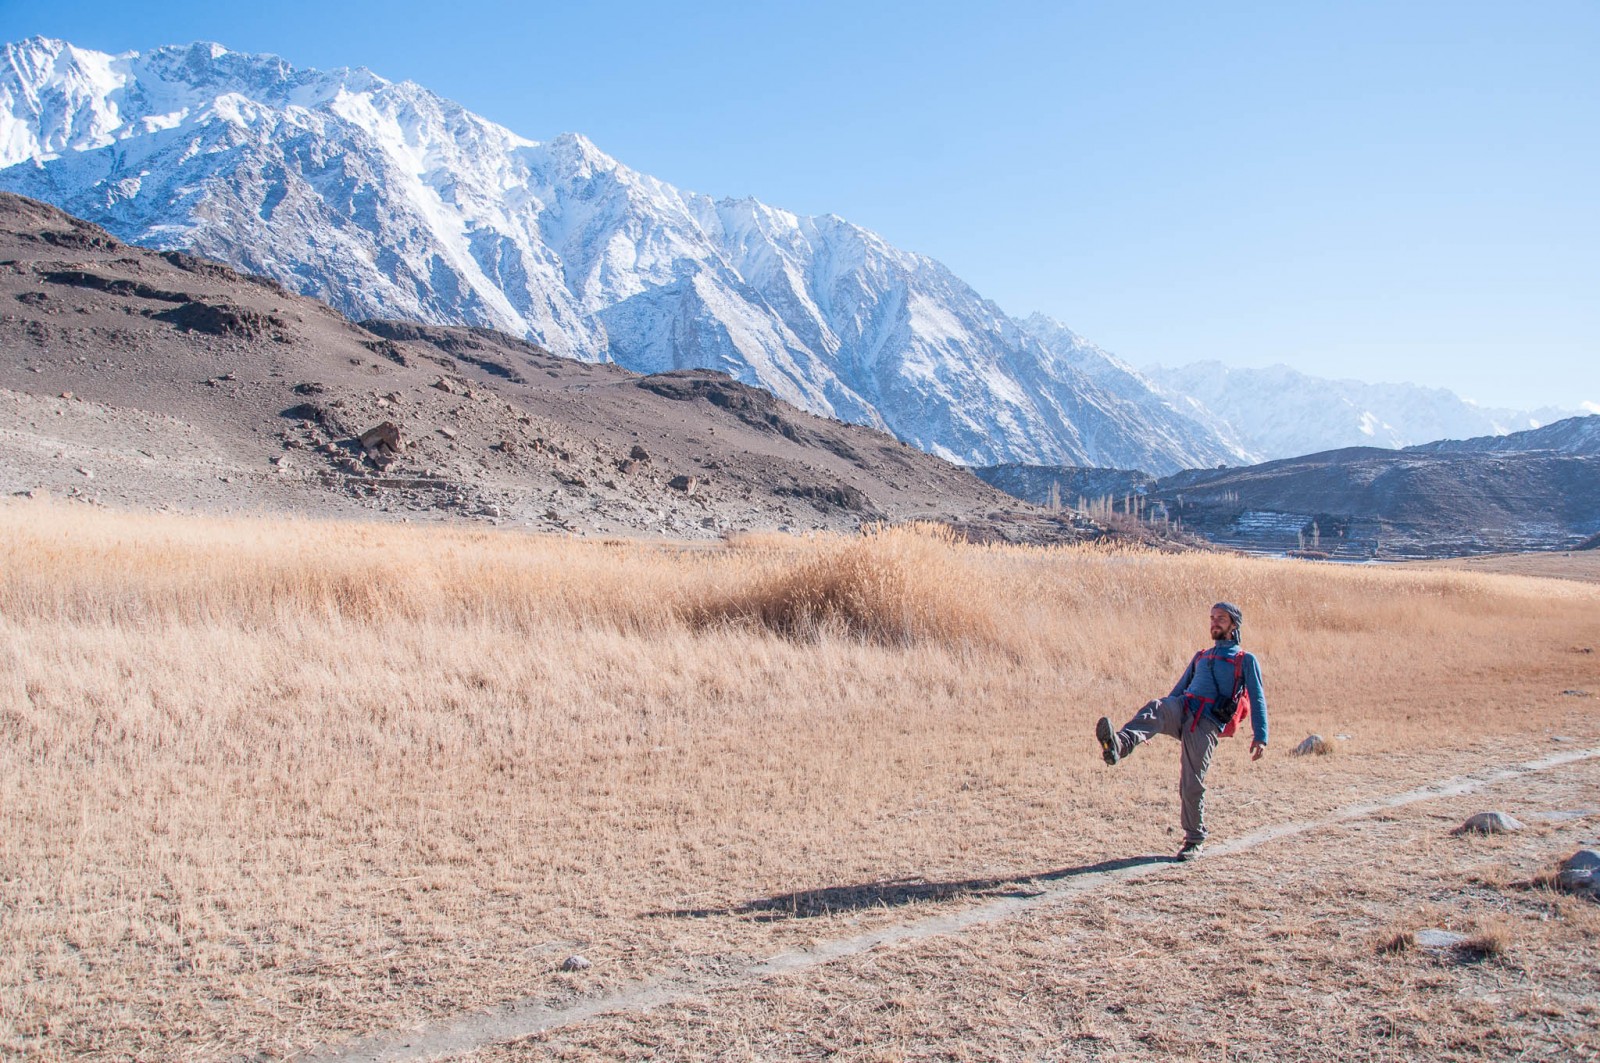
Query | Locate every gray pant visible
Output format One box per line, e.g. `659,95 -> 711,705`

1118,696 -> 1221,844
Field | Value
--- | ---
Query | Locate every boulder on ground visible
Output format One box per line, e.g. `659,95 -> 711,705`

668,474 -> 698,494
359,421 -> 403,466
1557,849 -> 1600,897
1292,734 -> 1332,756
1454,811 -> 1524,835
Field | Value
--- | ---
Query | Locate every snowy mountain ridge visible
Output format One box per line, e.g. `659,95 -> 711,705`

1143,361 -> 1574,462
0,36 -> 1256,472
0,37 -> 1566,470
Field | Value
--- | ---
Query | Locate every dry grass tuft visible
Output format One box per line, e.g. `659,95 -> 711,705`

692,522 -> 1002,647
1378,930 -> 1417,954
1457,922 -> 1514,962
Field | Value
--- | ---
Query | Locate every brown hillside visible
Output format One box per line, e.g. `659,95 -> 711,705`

0,192 -> 1093,543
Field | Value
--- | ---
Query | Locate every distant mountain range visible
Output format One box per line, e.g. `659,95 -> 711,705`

1143,361 -> 1573,461
981,414 -> 1600,557
0,36 -> 1572,472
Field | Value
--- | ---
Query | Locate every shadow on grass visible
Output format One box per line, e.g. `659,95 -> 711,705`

647,855 -> 1171,922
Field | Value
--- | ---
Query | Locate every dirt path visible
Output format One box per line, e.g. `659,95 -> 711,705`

299,745 -> 1600,1063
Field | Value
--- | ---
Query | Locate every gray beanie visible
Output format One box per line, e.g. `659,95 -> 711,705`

1213,601 -> 1242,634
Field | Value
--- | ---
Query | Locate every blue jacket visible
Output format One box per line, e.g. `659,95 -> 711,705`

1168,638 -> 1269,746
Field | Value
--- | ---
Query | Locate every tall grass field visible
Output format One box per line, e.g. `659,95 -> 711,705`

3,501 -> 1597,1060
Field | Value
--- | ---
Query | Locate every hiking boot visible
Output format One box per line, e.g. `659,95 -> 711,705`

1176,840 -> 1205,862
1096,717 -> 1120,765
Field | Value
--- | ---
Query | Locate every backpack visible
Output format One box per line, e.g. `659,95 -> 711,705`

1184,649 -> 1251,738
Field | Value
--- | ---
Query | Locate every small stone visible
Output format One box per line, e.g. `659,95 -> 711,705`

1292,734 -> 1332,756
560,955 -> 591,972
668,474 -> 698,494
76,467 -> 93,479
438,427 -> 457,440
1414,929 -> 1468,950
1560,690 -> 1591,698
60,390 -> 74,400
1557,849 -> 1600,897
630,444 -> 651,461
1455,811 -> 1524,835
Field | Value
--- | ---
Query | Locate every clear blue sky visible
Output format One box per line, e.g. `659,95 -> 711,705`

4,0 -> 1596,410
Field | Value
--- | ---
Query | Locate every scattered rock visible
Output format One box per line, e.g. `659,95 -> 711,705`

1560,690 -> 1591,698
559,955 -> 591,972
1556,849 -> 1600,898
358,421 -> 403,466
1292,734 -> 1332,756
1454,811 -> 1524,835
60,390 -> 74,400
157,300 -> 283,338
629,444 -> 651,461
1413,928 -> 1468,950
76,467 -> 93,479
430,377 -> 457,394
668,474 -> 698,494
437,427 -> 457,440
293,381 -> 325,396
776,482 -> 877,515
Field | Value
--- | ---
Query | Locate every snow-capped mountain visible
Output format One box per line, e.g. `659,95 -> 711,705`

1142,361 -> 1576,462
1016,315 -> 1256,465
0,36 -> 1249,472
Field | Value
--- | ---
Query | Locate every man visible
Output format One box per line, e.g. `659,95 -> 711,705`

1095,601 -> 1268,861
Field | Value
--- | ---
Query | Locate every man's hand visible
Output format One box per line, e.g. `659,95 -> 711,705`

1250,740 -> 1266,761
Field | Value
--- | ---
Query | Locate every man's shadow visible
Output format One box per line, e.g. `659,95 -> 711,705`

646,855 -> 1170,922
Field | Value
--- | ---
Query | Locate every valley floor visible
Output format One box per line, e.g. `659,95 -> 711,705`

2,502 -> 1597,1061
1405,550 -> 1600,585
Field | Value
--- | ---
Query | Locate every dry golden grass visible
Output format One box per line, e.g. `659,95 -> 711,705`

1407,549 -> 1600,585
491,763 -> 1600,1063
3,500 -> 1599,1060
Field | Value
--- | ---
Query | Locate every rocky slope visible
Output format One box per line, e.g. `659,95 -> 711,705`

978,413 -> 1600,557
0,191 -> 1103,543
0,36 -> 1249,473
1151,447 -> 1600,558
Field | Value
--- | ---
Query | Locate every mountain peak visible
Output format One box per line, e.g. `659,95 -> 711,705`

0,37 -> 1285,471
